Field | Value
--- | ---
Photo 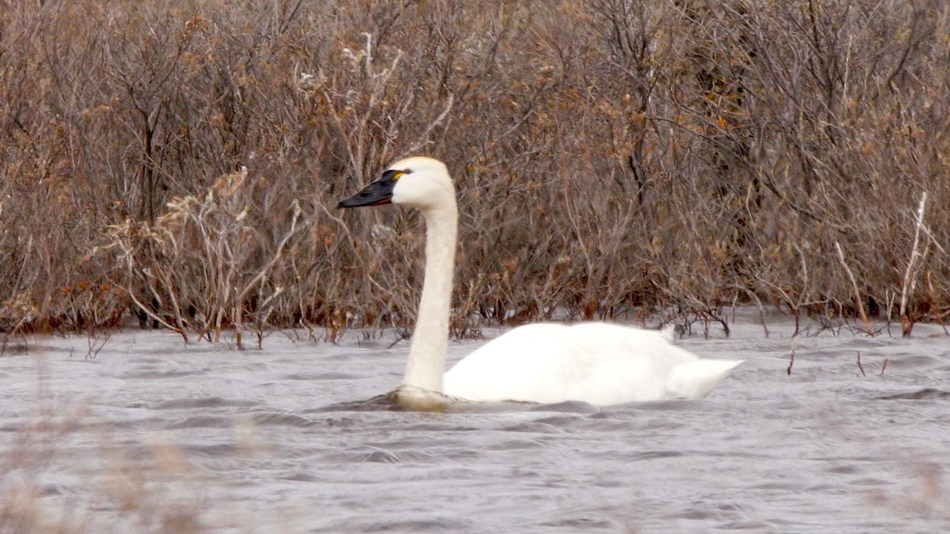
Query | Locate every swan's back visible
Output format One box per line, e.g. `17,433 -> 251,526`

443,323 -> 741,405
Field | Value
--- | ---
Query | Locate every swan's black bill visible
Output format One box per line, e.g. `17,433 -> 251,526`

338,170 -> 403,208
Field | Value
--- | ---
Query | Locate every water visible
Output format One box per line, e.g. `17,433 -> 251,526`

2,314 -> 949,533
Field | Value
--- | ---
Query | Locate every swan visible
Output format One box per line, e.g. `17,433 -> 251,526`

338,157 -> 741,409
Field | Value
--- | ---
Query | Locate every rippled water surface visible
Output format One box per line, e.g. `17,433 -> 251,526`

2,315 -> 949,533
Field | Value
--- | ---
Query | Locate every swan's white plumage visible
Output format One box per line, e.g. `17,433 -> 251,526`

443,322 -> 741,404
339,156 -> 742,407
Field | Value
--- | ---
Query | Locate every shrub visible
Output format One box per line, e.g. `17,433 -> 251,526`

1,0 -> 947,339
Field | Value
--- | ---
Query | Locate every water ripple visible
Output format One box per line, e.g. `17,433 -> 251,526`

3,324 -> 949,533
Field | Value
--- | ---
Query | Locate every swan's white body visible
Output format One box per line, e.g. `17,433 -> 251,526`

339,157 -> 742,407
445,323 -> 740,404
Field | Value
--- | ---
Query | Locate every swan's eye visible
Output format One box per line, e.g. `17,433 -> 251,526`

383,169 -> 410,182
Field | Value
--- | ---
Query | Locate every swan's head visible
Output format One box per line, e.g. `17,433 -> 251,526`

337,157 -> 455,212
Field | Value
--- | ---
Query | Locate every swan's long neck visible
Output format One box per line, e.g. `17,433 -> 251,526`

403,200 -> 458,393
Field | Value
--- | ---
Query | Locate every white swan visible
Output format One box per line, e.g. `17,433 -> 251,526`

339,157 -> 741,409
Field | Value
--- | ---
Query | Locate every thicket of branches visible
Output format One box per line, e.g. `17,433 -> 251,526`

1,0 -> 948,341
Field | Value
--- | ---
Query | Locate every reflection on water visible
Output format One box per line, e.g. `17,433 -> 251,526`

2,316 -> 949,533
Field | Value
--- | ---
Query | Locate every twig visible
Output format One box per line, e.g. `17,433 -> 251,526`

787,338 -> 796,375
234,200 -> 302,304
84,329 -> 110,359
126,287 -> 189,343
407,93 -> 455,154
732,284 -> 769,338
834,241 -> 872,335
899,191 -> 928,337
880,358 -> 888,376
856,350 -> 866,377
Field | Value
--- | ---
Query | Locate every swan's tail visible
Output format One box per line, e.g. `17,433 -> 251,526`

667,359 -> 743,399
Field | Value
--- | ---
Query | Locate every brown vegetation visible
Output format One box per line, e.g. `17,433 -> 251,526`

1,0 -> 948,340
